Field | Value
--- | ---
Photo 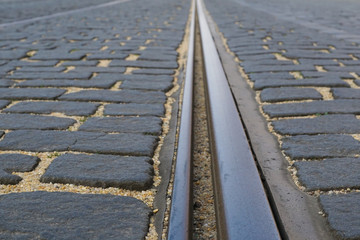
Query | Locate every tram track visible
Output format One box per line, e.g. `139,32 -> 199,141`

167,0 -> 281,239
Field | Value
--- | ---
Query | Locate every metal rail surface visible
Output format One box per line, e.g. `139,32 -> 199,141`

167,1 -> 196,239
196,0 -> 281,239
168,0 -> 281,239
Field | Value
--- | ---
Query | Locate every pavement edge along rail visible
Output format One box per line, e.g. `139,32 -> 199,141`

167,0 -> 281,239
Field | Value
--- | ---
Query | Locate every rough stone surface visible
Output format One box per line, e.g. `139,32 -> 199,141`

16,79 -> 117,88
260,87 -> 322,102
79,116 -> 162,134
4,101 -> 100,116
0,192 -> 151,240
332,88 -> 360,99
0,154 -> 40,184
104,103 -> 165,116
59,89 -> 166,104
295,158 -> 360,191
319,193 -> 360,239
7,71 -> 92,80
0,88 -> 66,100
0,130 -> 158,156
263,100 -> 360,118
272,114 -> 360,135
0,114 -> 76,130
0,100 -> 9,109
253,78 -> 348,90
282,134 -> 360,159
41,153 -> 153,190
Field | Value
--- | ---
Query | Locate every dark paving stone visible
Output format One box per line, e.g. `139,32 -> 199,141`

272,114 -> 360,135
87,52 -> 127,60
110,60 -> 178,69
260,87 -> 322,102
7,71 -> 92,80
243,64 -> 316,73
132,69 -> 175,75
71,133 -> 158,156
295,158 -> 360,191
301,71 -> 353,79
0,192 -> 150,240
61,60 -> 98,67
41,153 -> 153,190
4,101 -> 99,116
263,100 -> 360,118
0,130 -> 157,156
118,74 -> 173,83
79,116 -> 162,134
332,88 -> 360,99
30,51 -> 86,60
13,60 -> 59,67
0,50 -> 28,60
0,88 -> 66,100
0,114 -> 76,130
121,80 -> 173,91
104,103 -> 165,116
59,89 -> 166,104
0,154 -> 39,184
16,66 -> 66,72
0,100 -> 10,109
253,78 -> 348,90
319,192 -> 360,239
16,78 -> 117,88
282,134 -> 360,159
0,80 -> 14,88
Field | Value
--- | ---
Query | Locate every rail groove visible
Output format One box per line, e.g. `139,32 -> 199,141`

167,0 -> 281,239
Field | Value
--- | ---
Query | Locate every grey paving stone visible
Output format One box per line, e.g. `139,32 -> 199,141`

104,103 -> 165,116
0,154 -> 40,184
332,88 -> 360,99
0,130 -> 157,156
41,153 -> 153,190
87,52 -> 127,60
30,51 -> 86,60
0,88 -> 66,100
0,114 -> 76,130
272,114 -> 360,135
254,78 -> 348,90
260,87 -> 322,102
118,74 -> 173,83
319,192 -> 360,239
13,60 -> 59,67
0,100 -> 10,109
79,116 -> 162,134
282,134 -> 360,159
263,100 -> 360,118
4,101 -> 99,116
121,80 -> 173,91
243,64 -> 316,73
7,71 -> 92,80
16,78 -> 117,88
295,158 -> 360,191
0,50 -> 28,60
70,133 -> 158,156
16,66 -> 66,72
132,69 -> 175,75
0,192 -> 150,240
0,80 -> 14,88
110,60 -> 178,69
59,89 -> 166,104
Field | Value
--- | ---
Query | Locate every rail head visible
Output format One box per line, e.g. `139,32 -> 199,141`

196,0 -> 281,239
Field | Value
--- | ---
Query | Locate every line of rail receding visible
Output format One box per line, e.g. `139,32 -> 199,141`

196,0 -> 281,239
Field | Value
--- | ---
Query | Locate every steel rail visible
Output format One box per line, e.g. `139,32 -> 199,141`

167,0 -> 196,239
196,0 -> 281,239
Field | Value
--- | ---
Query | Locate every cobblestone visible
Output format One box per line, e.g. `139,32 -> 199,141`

320,193 -> 360,239
4,101 -> 99,116
0,192 -> 150,240
79,116 -> 162,134
272,114 -> 360,135
104,103 -> 165,116
0,154 -> 40,184
0,88 -> 66,100
41,153 -> 153,190
0,114 -> 76,130
282,134 -> 360,159
295,158 -> 360,191
260,87 -> 322,102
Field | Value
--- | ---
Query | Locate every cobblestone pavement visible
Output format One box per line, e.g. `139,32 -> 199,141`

204,0 -> 360,238
0,0 -> 190,239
